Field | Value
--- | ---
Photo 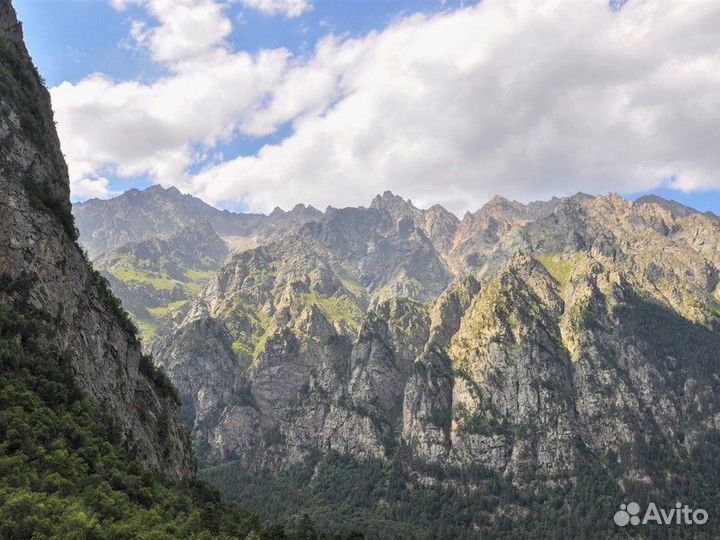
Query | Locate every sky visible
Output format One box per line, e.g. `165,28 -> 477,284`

13,0 -> 720,215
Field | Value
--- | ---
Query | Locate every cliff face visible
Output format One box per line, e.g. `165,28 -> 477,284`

0,1 -> 67,213
0,0 -> 193,480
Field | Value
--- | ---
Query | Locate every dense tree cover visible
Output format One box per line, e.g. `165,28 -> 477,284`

0,306 -> 367,540
203,436 -> 720,539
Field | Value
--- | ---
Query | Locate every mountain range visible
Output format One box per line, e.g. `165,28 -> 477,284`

72,182 -> 720,539
74,184 -> 324,259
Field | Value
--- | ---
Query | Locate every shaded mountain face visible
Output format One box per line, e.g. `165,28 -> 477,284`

0,0 -> 191,479
137,189 -> 720,538
73,185 -> 323,259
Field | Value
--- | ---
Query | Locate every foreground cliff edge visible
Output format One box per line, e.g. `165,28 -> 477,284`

0,0 -> 193,479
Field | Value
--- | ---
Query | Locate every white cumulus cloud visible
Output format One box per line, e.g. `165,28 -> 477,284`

54,0 -> 289,198
54,0 -> 720,213
112,0 -> 232,63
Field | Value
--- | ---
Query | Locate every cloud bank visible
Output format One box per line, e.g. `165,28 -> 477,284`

53,0 -> 720,213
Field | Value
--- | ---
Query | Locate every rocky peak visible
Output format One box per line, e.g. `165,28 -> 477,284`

74,185 -> 271,258
634,194 -> 700,218
446,195 -> 536,273
481,194 -> 528,214
155,183 -> 180,194
369,190 -> 414,212
272,202 -> 324,223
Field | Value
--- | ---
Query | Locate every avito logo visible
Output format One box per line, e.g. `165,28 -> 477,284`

614,502 -> 708,527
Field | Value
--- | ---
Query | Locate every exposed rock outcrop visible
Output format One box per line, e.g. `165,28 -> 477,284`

0,0 -> 193,480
